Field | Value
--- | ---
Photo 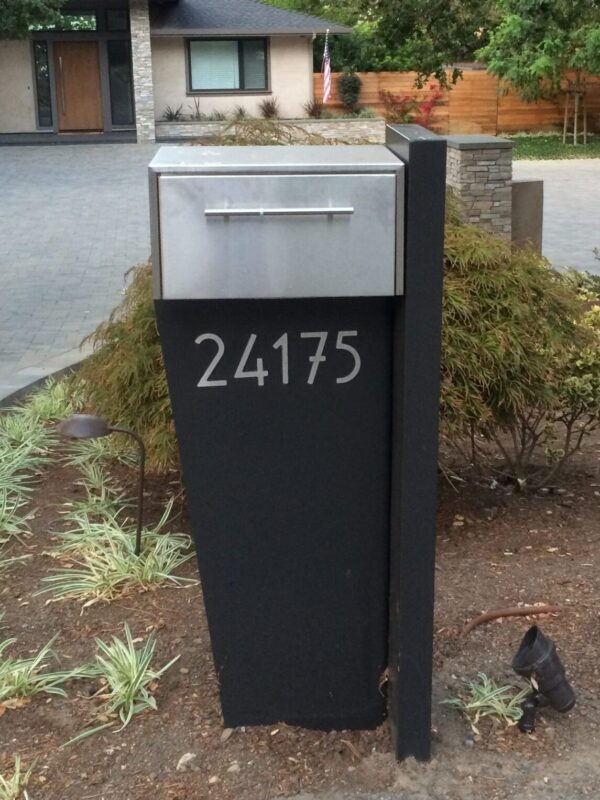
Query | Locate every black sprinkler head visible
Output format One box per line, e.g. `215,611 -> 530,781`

512,625 -> 575,733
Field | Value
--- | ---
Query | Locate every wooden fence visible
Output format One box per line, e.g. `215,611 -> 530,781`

313,69 -> 600,135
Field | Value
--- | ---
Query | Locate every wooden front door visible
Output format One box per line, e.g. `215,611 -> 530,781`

54,42 -> 103,131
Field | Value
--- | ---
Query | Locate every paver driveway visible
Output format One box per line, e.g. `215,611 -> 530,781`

513,159 -> 600,275
0,142 -> 158,399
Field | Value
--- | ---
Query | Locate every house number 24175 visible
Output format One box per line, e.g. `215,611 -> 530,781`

195,331 -> 361,388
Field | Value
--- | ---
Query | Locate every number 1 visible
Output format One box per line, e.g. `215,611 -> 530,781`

272,333 -> 289,385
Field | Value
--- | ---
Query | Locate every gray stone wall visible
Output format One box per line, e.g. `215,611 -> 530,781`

129,0 -> 156,142
155,117 -> 386,144
445,135 -> 513,239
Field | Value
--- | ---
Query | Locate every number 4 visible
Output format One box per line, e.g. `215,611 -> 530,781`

235,334 -> 269,386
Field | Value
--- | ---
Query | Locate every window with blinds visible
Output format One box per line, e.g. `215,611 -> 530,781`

188,39 -> 268,92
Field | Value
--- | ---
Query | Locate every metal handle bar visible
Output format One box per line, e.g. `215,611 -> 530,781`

205,207 -> 354,217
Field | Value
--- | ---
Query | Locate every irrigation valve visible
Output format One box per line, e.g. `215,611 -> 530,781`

512,625 -> 576,733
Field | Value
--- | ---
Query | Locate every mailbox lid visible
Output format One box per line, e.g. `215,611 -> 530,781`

157,171 -> 400,299
150,144 -> 404,176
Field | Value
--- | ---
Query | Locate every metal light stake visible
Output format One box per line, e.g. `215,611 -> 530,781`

58,414 -> 146,556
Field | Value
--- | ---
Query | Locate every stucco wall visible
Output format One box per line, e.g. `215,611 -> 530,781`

0,41 -> 37,133
151,35 -> 314,121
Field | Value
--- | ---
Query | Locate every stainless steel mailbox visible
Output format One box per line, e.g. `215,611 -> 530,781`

151,130 -> 447,762
149,145 -> 405,299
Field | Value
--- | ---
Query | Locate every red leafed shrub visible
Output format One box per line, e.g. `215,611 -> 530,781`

414,84 -> 445,129
379,83 -> 444,130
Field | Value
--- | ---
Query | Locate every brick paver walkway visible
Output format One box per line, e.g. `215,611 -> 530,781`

513,159 -> 600,274
0,143 -> 158,399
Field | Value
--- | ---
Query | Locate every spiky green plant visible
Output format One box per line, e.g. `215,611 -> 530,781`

0,492 -> 33,544
0,412 -> 56,455
63,435 -> 137,469
0,442 -> 46,501
14,377 -> 83,423
60,463 -> 129,522
38,501 -> 195,606
0,635 -> 88,705
0,756 -> 34,800
0,553 -> 32,574
67,624 -> 179,743
442,672 -> 530,735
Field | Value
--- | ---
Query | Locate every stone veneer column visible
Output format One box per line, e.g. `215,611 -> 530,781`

129,0 -> 156,142
445,135 -> 513,239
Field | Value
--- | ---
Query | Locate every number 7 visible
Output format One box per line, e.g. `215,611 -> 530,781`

301,332 -> 328,385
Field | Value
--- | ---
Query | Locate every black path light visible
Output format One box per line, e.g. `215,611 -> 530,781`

513,625 -> 576,733
58,414 -> 146,556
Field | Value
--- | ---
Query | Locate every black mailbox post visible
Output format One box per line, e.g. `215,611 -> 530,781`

151,125 -> 446,761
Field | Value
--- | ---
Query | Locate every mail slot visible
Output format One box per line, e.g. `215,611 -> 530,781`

150,129 -> 446,761
150,145 -> 404,299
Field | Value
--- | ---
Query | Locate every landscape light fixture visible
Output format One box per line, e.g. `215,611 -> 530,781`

512,625 -> 576,733
58,414 -> 146,556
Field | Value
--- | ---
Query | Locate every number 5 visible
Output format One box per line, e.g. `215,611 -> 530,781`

336,331 -> 361,384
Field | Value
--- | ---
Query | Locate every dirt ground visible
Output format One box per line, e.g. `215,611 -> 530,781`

0,434 -> 599,800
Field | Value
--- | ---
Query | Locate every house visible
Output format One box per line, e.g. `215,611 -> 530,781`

0,0 -> 349,142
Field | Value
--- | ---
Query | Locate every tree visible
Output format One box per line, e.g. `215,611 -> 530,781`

0,0 -> 66,39
478,0 -> 600,142
267,0 -> 496,82
358,0 -> 496,86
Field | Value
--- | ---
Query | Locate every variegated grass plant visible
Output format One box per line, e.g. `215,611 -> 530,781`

14,376 -> 84,423
67,623 -> 179,743
0,757 -> 34,800
442,672 -> 530,735
63,435 -> 138,469
0,553 -> 32,574
0,634 -> 89,708
38,500 -> 196,607
60,462 -> 129,522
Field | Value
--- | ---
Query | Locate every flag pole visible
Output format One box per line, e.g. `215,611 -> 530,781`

322,28 -> 331,105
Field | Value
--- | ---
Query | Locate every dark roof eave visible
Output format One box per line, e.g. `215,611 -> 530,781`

150,26 -> 352,36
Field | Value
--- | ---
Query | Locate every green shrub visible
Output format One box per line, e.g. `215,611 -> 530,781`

442,212 -> 599,486
72,264 -> 177,472
337,72 -> 362,112
76,216 -> 600,486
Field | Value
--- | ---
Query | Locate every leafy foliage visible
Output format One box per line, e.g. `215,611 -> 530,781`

67,624 -> 179,743
337,72 -> 362,111
266,0 -> 495,79
74,264 -> 176,472
478,0 -> 600,100
442,208 -> 600,485
379,84 -> 444,128
0,635 -> 85,706
443,672 -> 530,734
0,756 -> 34,800
259,97 -> 280,119
0,0 -> 65,38
38,500 -> 196,606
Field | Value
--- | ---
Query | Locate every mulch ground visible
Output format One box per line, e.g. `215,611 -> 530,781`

0,434 -> 599,800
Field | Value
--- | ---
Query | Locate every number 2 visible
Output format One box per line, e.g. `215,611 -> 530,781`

195,333 -> 227,387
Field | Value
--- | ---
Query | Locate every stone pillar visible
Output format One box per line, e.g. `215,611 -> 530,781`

445,135 -> 513,239
129,0 -> 155,142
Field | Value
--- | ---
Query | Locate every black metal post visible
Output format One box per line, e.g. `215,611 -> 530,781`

109,426 -> 146,556
385,125 -> 447,761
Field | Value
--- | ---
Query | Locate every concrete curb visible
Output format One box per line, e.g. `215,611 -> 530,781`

0,343 -> 94,408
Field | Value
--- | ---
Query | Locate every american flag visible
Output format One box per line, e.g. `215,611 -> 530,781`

322,30 -> 331,104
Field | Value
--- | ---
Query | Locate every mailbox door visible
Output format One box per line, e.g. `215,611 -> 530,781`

157,173 -> 399,299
